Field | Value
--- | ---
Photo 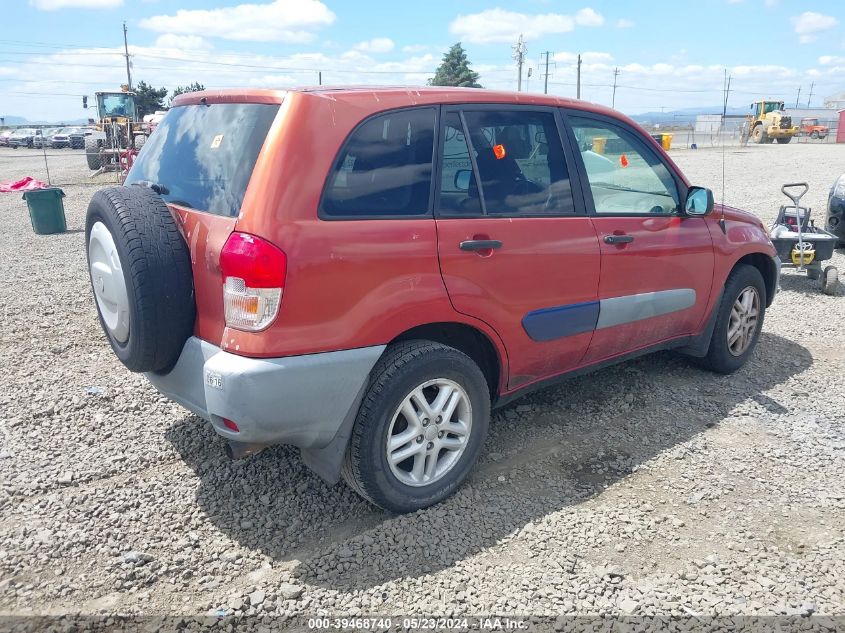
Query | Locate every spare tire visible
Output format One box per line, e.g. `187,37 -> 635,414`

85,186 -> 195,373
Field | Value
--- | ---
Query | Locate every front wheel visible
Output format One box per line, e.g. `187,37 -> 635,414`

700,265 -> 766,374
776,137 -> 792,144
342,340 -> 490,513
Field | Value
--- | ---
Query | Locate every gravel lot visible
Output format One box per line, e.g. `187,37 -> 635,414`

1,143 -> 844,629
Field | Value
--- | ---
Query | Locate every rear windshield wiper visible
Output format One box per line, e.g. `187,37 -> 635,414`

131,180 -> 170,195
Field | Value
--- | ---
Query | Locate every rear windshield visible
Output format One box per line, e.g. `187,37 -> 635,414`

125,103 -> 279,217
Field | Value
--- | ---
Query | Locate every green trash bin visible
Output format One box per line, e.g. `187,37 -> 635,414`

22,188 -> 67,235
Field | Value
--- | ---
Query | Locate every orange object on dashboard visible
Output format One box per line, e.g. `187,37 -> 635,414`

493,144 -> 506,160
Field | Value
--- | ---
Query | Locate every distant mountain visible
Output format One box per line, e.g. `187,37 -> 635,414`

631,105 -> 750,125
1,115 -> 90,126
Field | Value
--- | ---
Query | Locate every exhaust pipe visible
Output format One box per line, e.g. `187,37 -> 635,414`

224,440 -> 266,460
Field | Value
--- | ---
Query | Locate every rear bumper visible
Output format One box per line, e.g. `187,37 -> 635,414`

146,337 -> 384,448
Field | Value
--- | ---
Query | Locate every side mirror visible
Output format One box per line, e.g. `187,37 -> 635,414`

685,186 -> 714,216
454,169 -> 472,191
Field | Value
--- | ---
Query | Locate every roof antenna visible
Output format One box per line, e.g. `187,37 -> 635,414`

719,68 -> 731,233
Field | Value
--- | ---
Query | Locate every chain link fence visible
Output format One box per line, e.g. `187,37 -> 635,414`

0,123 -> 125,188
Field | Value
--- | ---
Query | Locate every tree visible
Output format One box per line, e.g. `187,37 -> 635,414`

170,82 -> 206,104
134,81 -> 168,118
428,43 -> 482,88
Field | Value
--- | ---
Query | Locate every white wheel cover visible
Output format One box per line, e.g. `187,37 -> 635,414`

88,221 -> 131,343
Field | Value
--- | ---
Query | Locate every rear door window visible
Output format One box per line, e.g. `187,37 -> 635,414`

439,108 -> 575,216
321,108 -> 436,218
125,103 -> 279,217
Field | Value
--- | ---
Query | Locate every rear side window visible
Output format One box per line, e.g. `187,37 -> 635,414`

441,109 -> 574,216
321,108 -> 436,217
125,103 -> 279,217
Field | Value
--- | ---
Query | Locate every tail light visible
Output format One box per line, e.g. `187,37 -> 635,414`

220,232 -> 286,332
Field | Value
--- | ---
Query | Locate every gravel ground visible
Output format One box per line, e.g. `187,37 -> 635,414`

1,144 -> 844,630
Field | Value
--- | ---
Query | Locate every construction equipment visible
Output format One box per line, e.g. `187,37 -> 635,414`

770,183 -> 839,295
84,87 -> 150,174
742,100 -> 799,145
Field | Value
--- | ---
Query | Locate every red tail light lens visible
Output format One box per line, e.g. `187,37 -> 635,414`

220,232 -> 286,332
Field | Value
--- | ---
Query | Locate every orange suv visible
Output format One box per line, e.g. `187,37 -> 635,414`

86,87 -> 779,512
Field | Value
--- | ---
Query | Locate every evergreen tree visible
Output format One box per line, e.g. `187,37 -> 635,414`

170,82 -> 206,104
429,43 -> 482,88
133,81 -> 168,117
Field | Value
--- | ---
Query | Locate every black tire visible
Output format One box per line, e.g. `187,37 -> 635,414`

753,125 -> 767,144
810,131 -> 819,140
342,340 -> 491,513
85,186 -> 195,373
85,136 -> 102,170
700,264 -> 766,374
776,137 -> 792,144
806,265 -> 821,281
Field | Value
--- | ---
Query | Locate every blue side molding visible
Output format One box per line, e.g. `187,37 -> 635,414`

522,301 -> 600,342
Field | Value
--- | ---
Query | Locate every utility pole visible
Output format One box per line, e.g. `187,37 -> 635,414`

541,51 -> 552,95
123,22 -> 132,90
795,86 -> 801,109
318,71 -> 322,86
611,67 -> 620,108
807,81 -> 814,107
513,34 -> 526,92
576,54 -> 582,99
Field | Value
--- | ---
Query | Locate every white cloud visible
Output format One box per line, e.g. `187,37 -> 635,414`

402,44 -> 429,54
819,55 -> 845,66
764,0 -> 778,7
353,38 -> 395,54
153,34 -> 213,51
29,0 -> 121,8
727,0 -> 743,4
574,8 -> 604,26
139,0 -> 335,43
615,18 -> 635,28
450,7 -> 604,44
792,11 -> 838,44
553,51 -> 613,64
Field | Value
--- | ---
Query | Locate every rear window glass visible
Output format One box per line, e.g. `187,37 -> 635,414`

125,103 -> 279,217
321,108 -> 436,217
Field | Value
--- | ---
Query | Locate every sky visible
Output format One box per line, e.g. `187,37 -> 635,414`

1,0 -> 844,122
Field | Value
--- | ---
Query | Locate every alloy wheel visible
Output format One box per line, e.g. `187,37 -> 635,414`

385,378 -> 472,487
727,286 -> 760,356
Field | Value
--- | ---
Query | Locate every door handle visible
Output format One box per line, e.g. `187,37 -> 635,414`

604,234 -> 634,244
460,239 -> 502,251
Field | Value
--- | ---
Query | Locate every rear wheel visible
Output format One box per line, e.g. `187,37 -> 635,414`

810,131 -> 819,139
806,265 -> 822,280
342,340 -> 490,513
700,265 -> 766,374
85,136 -> 102,170
776,137 -> 792,144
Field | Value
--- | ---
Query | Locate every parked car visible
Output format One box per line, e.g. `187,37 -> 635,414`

0,130 -> 11,147
7,128 -> 37,148
799,118 -> 829,139
69,127 -> 92,149
32,128 -> 58,149
51,126 -> 90,149
828,173 -> 845,246
85,87 -> 780,513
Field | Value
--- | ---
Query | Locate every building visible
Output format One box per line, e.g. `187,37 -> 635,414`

824,92 -> 845,110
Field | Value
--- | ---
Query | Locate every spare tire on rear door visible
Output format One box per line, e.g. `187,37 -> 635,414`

85,186 -> 195,373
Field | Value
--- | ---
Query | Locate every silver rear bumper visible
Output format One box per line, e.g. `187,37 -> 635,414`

146,337 -> 384,448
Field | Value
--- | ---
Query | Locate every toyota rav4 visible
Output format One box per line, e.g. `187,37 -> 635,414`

85,87 -> 780,513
